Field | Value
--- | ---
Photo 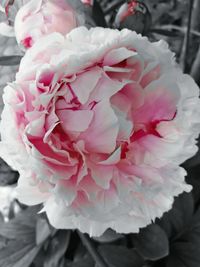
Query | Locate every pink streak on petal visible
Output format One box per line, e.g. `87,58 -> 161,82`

22,36 -> 33,48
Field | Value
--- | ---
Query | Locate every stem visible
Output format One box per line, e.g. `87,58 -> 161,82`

180,0 -> 194,72
77,231 -> 109,267
190,0 -> 200,85
191,44 -> 200,85
191,0 -> 200,31
151,25 -> 200,37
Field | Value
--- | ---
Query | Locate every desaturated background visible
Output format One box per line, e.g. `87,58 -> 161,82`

0,1 -> 199,267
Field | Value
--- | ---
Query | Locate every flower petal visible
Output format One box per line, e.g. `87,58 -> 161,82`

82,100 -> 119,153
57,109 -> 94,133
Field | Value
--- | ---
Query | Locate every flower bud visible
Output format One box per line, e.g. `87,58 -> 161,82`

14,0 -> 78,49
115,0 -> 152,34
80,0 -> 94,6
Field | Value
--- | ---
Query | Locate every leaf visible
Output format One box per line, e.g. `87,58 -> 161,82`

151,28 -> 181,37
0,207 -> 41,267
93,229 -> 124,243
73,242 -> 88,262
0,235 -> 7,250
165,201 -> 200,267
59,258 -> 67,267
14,206 -> 39,226
166,242 -> 200,267
0,159 -> 18,186
44,230 -> 71,267
157,192 -> 194,238
0,206 -> 39,240
0,216 -> 35,240
98,245 -> 144,267
166,254 -> 186,267
133,223 -> 169,260
92,0 -> 107,27
67,255 -> 94,267
0,241 -> 41,267
36,217 -> 51,245
0,212 -> 4,223
0,33 -> 20,115
0,56 -> 22,66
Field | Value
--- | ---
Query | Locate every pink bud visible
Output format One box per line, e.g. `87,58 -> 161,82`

81,0 -> 94,6
115,1 -> 138,26
14,0 -> 78,49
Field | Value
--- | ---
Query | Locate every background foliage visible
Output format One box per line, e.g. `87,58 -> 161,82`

0,0 -> 200,267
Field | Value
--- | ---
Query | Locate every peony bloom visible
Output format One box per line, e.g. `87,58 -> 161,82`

14,0 -> 78,48
0,27 -> 200,236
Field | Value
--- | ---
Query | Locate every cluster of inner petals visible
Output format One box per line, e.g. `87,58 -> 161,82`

15,46 -> 177,208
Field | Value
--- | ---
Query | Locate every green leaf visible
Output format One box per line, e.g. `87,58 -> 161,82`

133,223 -> 169,260
0,56 -> 22,66
98,245 -> 144,267
44,230 -> 71,267
93,229 -> 124,243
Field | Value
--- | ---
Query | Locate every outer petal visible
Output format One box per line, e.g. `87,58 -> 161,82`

16,172 -> 50,205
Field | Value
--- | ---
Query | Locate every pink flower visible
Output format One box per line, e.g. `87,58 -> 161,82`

14,0 -> 78,48
1,27 -> 200,236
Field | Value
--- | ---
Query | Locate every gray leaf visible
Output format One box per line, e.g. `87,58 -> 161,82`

98,245 -> 144,267
36,217 -> 51,245
44,230 -> 71,267
133,224 -> 169,260
93,229 -> 124,243
0,56 -> 22,66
